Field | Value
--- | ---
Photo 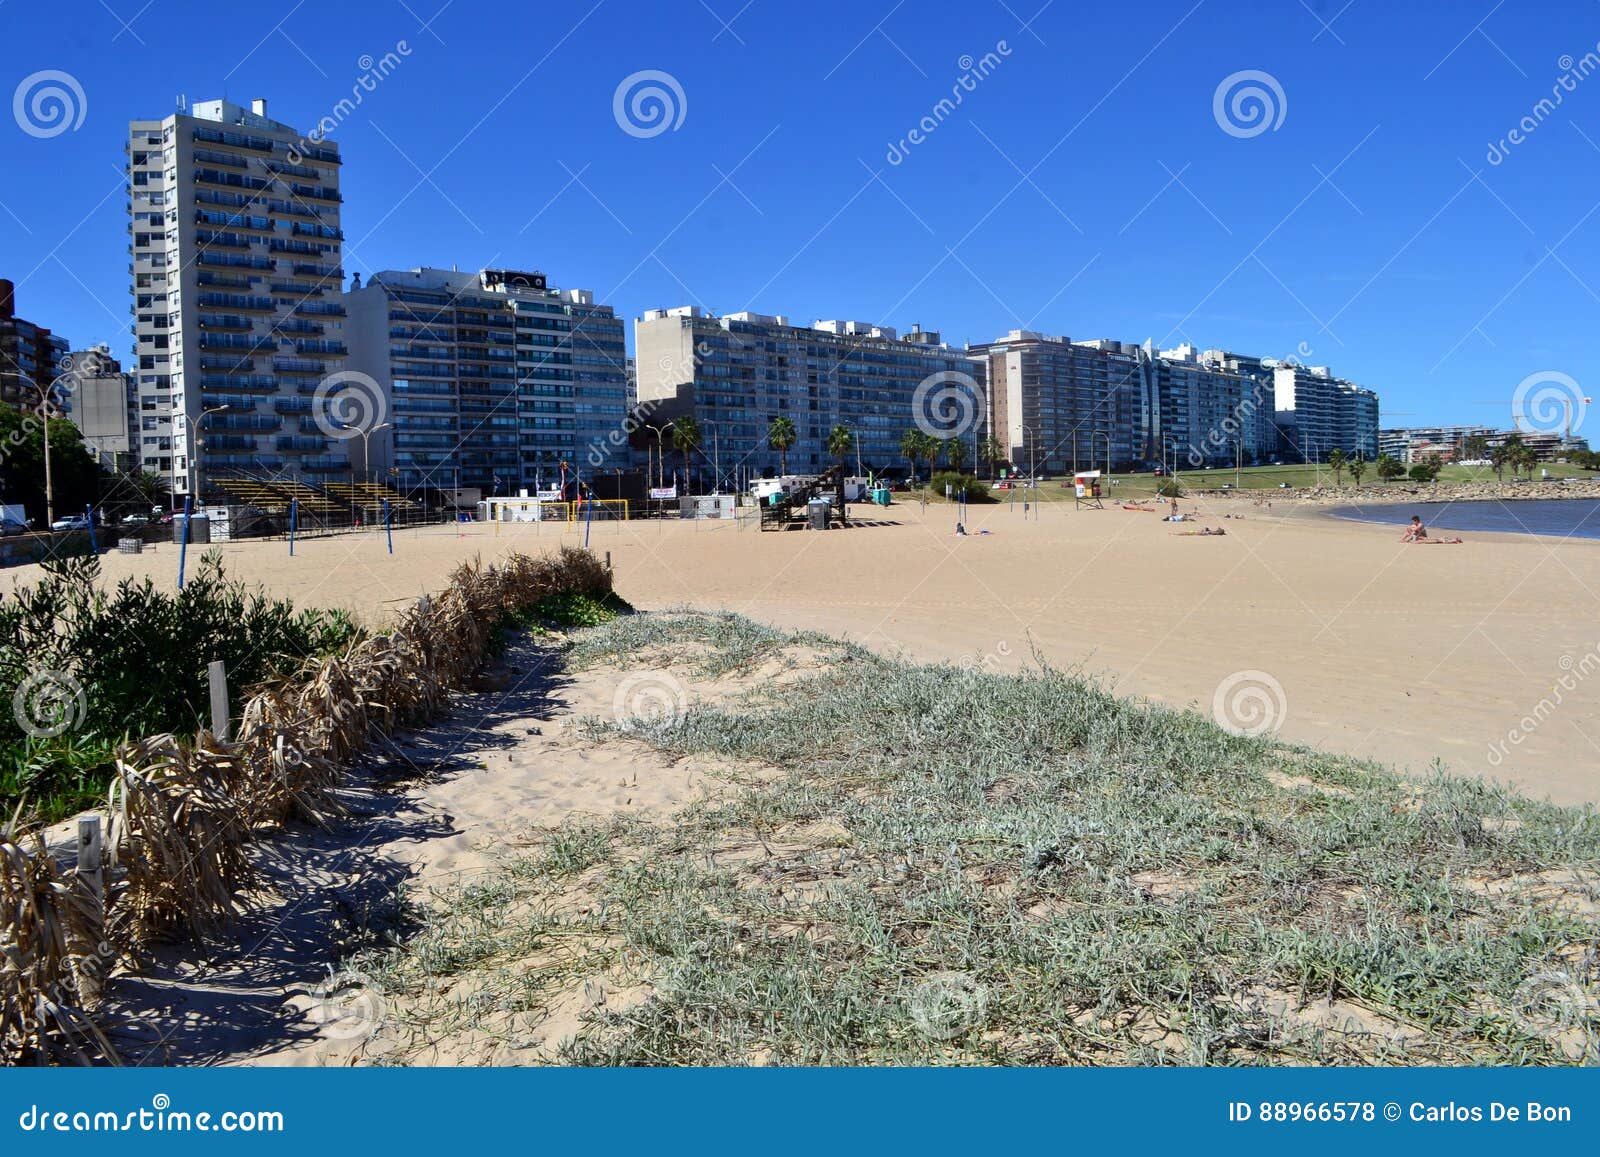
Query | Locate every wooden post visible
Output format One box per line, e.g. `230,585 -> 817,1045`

208,659 -> 230,741
73,816 -> 104,1006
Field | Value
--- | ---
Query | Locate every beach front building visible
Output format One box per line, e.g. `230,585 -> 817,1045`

1139,344 -> 1280,469
127,98 -> 346,495
1272,363 -> 1379,463
1379,425 -> 1496,463
344,267 -> 628,494
968,331 -> 1142,475
0,277 -> 70,408
634,307 -> 985,482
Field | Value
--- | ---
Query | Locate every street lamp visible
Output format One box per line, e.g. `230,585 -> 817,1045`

335,419 -> 391,525
190,403 -> 233,508
644,423 -> 668,491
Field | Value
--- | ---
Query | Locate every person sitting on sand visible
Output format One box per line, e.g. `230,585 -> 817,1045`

1400,515 -> 1463,544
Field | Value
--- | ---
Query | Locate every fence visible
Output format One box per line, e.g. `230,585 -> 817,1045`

569,499 -> 630,523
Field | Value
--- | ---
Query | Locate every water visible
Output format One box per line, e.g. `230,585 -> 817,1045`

1325,497 -> 1600,540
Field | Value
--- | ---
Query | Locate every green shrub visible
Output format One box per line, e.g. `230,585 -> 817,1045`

1156,478 -> 1186,498
0,551 -> 362,824
929,471 -> 995,503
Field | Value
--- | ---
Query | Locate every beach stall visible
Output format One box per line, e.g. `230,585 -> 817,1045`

1073,470 -> 1105,509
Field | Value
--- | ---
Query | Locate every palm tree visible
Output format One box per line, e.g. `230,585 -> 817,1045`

900,428 -> 924,484
768,415 -> 797,476
1348,453 -> 1366,487
1491,434 -> 1524,483
1327,447 -> 1347,488
670,416 -> 701,492
979,436 -> 1004,480
826,425 -> 853,514
1376,454 -> 1405,482
946,436 -> 968,473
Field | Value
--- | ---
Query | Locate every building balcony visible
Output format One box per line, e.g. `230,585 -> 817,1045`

201,374 -> 278,391
274,357 -> 326,375
276,436 -> 328,451
295,340 -> 346,356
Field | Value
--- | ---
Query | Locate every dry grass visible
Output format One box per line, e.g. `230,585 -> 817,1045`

1,547 -> 614,1065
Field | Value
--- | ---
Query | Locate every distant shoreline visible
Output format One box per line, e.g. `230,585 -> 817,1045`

1205,477 -> 1600,507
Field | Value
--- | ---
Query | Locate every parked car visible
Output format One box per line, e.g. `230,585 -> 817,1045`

120,513 -> 150,527
1,517 -> 28,537
50,514 -> 91,532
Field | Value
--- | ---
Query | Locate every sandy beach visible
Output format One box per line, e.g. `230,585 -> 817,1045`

9,494 -> 1598,806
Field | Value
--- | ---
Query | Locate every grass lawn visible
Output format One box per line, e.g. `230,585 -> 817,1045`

352,612 -> 1600,1065
923,461 -> 1597,503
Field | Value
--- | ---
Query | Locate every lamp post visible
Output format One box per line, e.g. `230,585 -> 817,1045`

336,419 -> 391,523
644,423 -> 668,491
1093,430 -> 1111,481
190,403 -> 233,509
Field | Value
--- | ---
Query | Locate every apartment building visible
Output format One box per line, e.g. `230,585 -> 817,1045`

344,267 -> 628,493
0,278 -> 69,408
1144,344 -> 1278,468
1378,425 -> 1496,463
127,98 -> 346,494
635,308 -> 985,481
1272,363 -> 1379,462
967,331 -> 1141,475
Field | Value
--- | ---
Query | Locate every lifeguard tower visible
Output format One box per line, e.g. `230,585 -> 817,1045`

1073,470 -> 1105,509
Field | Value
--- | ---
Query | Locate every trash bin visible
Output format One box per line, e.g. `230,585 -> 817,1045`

174,514 -> 210,544
806,499 -> 831,530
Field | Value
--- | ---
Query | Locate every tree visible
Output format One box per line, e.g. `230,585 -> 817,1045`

945,436 -> 968,473
1515,442 -> 1540,480
669,416 -> 701,492
1408,454 -> 1443,484
1490,434 -> 1524,483
1460,433 -> 1489,463
767,415 -> 797,476
979,436 -> 1005,480
0,403 -> 102,526
900,428 -> 923,483
1376,454 -> 1405,482
126,469 -> 170,509
826,425 -> 853,513
1327,447 -> 1347,488
1347,453 -> 1367,486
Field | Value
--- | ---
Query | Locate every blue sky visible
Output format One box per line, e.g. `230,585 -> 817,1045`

4,0 -> 1600,427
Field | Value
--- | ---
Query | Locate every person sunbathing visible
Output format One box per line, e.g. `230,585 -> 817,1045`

1401,515 -> 1462,544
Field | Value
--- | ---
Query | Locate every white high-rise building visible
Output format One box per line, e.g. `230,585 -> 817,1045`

127,98 -> 347,495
